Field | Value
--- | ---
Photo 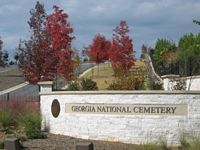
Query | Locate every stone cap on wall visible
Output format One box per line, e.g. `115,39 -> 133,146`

161,75 -> 200,80
161,74 -> 180,79
38,81 -> 53,85
38,81 -> 53,93
39,90 -> 200,95
38,81 -> 200,95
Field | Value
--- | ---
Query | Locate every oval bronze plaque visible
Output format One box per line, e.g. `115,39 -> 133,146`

51,99 -> 60,118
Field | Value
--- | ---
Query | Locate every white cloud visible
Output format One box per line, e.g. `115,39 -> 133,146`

0,0 -> 200,58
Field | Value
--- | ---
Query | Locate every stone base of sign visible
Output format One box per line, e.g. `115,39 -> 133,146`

76,142 -> 93,150
5,138 -> 22,150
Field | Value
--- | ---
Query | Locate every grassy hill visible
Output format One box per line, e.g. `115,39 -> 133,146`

79,61 -> 147,90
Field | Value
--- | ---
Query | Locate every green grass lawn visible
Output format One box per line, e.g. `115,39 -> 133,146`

79,63 -> 115,90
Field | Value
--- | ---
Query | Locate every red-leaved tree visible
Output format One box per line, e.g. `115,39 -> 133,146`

46,5 -> 74,80
109,21 -> 135,74
18,2 -> 74,84
18,2 -> 57,84
87,34 -> 111,64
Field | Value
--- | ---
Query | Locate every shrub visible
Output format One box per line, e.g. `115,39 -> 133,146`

189,136 -> 200,150
81,78 -> 98,90
179,134 -> 200,150
0,99 -> 41,139
18,136 -> 27,142
0,97 -> 39,127
0,109 -> 12,129
67,81 -> 80,91
26,130 -> 46,139
18,112 -> 41,131
151,81 -> 163,90
138,143 -> 161,150
107,82 -> 121,90
18,112 -> 46,139
180,134 -> 190,149
137,137 -> 171,150
138,142 -> 171,150
133,77 -> 146,90
108,65 -> 146,90
10,99 -> 39,114
108,75 -> 145,90
158,139 -> 170,150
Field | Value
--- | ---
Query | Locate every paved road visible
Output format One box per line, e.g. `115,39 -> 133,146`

0,66 -> 17,73
75,63 -> 95,74
0,84 -> 39,101
0,66 -> 24,91
0,63 -> 95,101
0,63 -> 95,77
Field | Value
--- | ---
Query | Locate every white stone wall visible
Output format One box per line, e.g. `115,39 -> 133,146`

185,76 -> 200,90
163,75 -> 200,91
40,91 -> 200,146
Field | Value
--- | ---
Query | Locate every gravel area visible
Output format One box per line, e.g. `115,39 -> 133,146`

22,134 -> 138,150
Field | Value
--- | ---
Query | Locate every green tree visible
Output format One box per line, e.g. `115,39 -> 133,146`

154,39 -> 176,61
153,39 -> 177,75
178,33 -> 200,76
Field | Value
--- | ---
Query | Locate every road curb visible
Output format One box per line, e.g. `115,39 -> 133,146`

0,82 -> 29,95
79,66 -> 98,78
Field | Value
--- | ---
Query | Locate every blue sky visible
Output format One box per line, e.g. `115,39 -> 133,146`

0,0 -> 200,58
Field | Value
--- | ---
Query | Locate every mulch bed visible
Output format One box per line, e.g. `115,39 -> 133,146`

1,132 -> 181,150
22,133 -> 138,150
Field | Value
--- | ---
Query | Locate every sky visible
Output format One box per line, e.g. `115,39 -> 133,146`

0,0 -> 200,58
